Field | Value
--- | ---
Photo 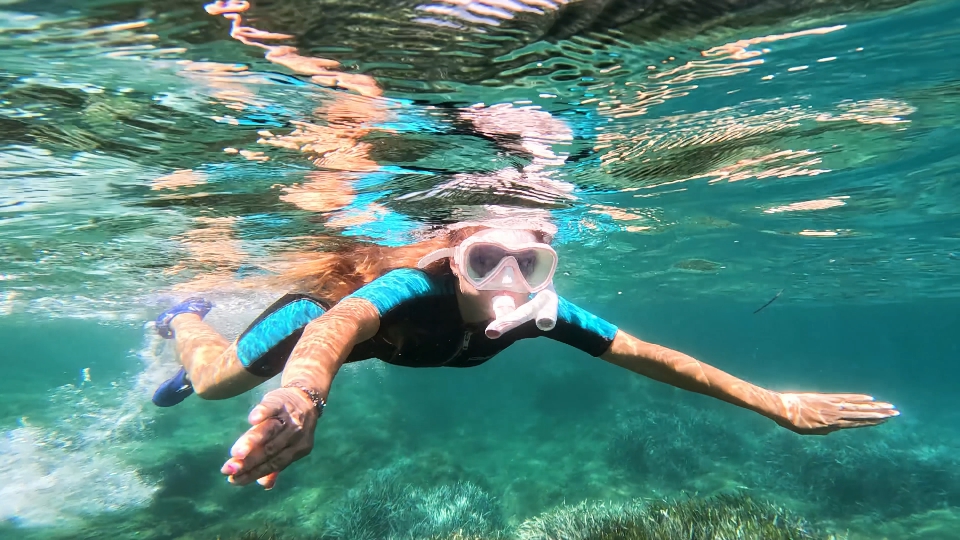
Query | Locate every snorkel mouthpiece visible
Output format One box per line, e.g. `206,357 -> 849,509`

485,294 -> 523,339
491,294 -> 516,320
485,287 -> 559,339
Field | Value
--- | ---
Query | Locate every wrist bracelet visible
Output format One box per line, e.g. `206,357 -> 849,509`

283,383 -> 326,416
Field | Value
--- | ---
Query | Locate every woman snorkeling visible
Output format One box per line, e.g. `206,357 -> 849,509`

151,211 -> 899,490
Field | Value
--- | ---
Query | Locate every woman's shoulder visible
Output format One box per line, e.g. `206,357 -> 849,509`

344,268 -> 456,316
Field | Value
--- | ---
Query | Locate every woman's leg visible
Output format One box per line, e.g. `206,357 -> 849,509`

153,293 -> 330,406
168,313 -> 268,400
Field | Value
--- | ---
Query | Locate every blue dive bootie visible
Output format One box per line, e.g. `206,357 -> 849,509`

152,367 -> 194,407
151,297 -> 213,407
154,297 -> 213,339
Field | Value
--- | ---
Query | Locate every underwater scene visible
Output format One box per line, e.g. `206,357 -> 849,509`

2,0 -> 960,538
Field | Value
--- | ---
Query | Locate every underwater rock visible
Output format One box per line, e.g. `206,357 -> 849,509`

672,259 -> 722,272
515,493 -> 839,540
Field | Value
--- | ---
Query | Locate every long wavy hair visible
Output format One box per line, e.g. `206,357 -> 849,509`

266,225 -> 552,305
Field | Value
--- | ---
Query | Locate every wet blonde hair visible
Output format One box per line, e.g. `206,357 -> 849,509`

267,226 -> 552,305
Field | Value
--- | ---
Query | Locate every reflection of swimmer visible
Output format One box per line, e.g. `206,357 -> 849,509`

203,0 -> 579,225
149,210 -> 899,489
204,0 -> 920,92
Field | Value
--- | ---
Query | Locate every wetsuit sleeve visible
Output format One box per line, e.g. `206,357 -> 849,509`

235,269 -> 447,376
542,296 -> 619,357
236,294 -> 329,377
343,268 -> 450,316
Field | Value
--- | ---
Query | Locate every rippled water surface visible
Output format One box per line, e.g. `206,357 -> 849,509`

2,0 -> 960,538
2,0 -> 958,316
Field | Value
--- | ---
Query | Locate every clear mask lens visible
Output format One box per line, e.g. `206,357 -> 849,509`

464,243 -> 556,291
467,246 -> 537,279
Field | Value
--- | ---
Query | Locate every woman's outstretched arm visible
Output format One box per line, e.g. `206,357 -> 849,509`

600,330 -> 899,434
279,297 -> 381,399
221,297 -> 381,488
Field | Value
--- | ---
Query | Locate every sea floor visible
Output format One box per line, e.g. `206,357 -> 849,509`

2,301 -> 959,540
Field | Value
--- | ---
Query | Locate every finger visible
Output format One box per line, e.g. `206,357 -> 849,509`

840,409 -> 900,421
249,389 -> 303,424
222,456 -> 244,477
221,418 -> 286,475
235,420 -> 299,472
837,418 -> 890,430
231,416 -> 287,460
838,401 -> 897,412
820,393 -> 877,402
249,398 -> 286,425
232,446 -> 302,486
257,472 -> 279,490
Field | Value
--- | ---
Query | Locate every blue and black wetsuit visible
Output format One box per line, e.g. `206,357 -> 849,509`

236,269 -> 619,377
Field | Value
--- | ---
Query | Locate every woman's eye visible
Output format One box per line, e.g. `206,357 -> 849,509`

517,253 -> 536,273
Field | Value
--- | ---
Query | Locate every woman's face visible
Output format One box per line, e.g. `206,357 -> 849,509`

450,229 -> 540,321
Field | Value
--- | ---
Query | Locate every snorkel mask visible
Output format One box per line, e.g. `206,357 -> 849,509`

418,227 -> 560,339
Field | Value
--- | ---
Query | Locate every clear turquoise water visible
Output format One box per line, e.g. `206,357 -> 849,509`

2,0 -> 960,538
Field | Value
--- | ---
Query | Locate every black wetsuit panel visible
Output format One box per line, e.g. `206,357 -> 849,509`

236,269 -> 619,374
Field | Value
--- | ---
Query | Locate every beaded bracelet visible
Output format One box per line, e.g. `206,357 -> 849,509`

283,383 -> 326,416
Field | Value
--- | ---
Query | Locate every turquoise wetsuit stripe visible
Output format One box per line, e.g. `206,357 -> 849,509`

236,296 -> 327,370
557,296 -> 619,342
345,268 -> 449,316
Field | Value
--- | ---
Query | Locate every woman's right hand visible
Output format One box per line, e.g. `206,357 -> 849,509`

220,386 -> 321,488
221,297 -> 377,487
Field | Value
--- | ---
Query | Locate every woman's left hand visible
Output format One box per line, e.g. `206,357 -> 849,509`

772,392 -> 899,435
220,387 -> 321,488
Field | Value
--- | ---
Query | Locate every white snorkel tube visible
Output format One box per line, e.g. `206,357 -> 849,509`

484,285 -> 558,339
